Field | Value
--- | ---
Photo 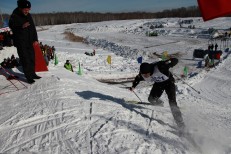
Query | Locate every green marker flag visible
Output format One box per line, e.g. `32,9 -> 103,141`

183,66 -> 188,77
54,54 -> 58,65
77,62 -> 82,75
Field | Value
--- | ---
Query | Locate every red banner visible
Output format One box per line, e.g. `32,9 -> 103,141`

34,43 -> 48,72
198,0 -> 231,21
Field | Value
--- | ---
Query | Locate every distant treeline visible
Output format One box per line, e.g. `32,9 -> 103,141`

2,6 -> 201,26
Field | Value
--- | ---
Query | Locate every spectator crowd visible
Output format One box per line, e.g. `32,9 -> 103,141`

0,30 -> 13,50
39,42 -> 55,66
0,41 -> 56,69
1,54 -> 20,68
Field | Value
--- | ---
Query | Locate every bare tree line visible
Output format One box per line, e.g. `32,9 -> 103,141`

2,6 -> 201,26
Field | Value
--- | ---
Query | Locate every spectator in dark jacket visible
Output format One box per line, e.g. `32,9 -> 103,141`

130,58 -> 185,130
6,57 -> 13,68
9,0 -> 41,84
11,54 -> 20,67
1,59 -> 8,68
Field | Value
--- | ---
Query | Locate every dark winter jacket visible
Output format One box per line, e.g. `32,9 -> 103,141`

9,8 -> 38,48
132,58 -> 178,88
1,61 -> 7,68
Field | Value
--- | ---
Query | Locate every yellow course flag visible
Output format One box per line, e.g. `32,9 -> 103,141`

107,55 -> 111,64
162,51 -> 169,61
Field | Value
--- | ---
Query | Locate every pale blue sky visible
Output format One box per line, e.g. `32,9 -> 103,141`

1,0 -> 198,14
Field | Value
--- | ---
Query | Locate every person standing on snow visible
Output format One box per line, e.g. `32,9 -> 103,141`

9,0 -> 41,84
215,43 -> 218,51
129,58 -> 185,129
64,60 -> 74,72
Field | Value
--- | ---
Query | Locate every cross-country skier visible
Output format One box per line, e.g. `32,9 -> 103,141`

129,58 -> 185,129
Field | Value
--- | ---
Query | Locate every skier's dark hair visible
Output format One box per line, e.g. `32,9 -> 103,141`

140,62 -> 151,74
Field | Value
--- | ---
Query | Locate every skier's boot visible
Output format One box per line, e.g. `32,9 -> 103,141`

148,96 -> 164,106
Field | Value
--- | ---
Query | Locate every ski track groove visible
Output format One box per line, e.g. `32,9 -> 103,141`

0,106 -> 86,132
0,99 -> 114,132
89,102 -> 93,154
0,86 -> 176,154
145,110 -> 154,136
1,99 -> 123,153
1,117 -> 83,153
91,116 -> 114,139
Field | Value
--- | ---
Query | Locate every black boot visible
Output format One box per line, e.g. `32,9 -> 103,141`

170,105 -> 185,129
32,74 -> 41,79
27,78 -> 35,84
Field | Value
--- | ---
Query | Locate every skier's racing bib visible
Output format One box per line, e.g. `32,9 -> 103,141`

142,66 -> 169,83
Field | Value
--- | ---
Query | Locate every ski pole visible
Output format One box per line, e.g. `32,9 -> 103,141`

132,90 -> 143,103
173,74 -> 200,94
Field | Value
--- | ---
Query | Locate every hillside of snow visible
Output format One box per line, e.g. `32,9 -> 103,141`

0,17 -> 231,154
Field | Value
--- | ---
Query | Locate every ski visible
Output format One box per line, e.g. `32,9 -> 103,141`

125,100 -> 149,104
124,100 -> 164,106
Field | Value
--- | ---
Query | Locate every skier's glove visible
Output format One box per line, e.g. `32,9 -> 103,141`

22,22 -> 30,28
129,87 -> 134,91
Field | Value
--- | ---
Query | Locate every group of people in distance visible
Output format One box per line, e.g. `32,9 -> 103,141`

1,54 -> 20,69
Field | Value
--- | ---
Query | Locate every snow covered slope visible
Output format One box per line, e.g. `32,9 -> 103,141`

0,17 -> 231,154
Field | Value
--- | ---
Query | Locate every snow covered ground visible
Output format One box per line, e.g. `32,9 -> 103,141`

0,17 -> 231,154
